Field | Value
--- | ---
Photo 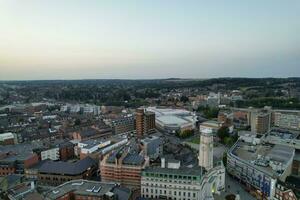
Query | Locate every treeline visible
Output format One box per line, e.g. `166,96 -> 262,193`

235,98 -> 300,109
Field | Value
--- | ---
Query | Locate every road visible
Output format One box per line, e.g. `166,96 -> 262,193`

214,173 -> 255,200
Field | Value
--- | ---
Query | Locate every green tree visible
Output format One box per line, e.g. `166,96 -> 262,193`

180,96 -> 189,103
74,119 -> 81,126
217,127 -> 229,141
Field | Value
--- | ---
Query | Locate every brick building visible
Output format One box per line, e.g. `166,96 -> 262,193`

58,141 -> 75,161
100,143 -> 149,188
136,108 -> 155,138
72,127 -> 112,141
38,156 -> 97,186
0,144 -> 39,176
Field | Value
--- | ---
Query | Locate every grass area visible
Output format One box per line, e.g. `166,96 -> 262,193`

189,137 -> 200,144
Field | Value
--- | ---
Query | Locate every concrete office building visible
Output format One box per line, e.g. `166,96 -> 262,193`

273,110 -> 300,130
140,135 -> 163,161
227,136 -> 295,199
136,108 -> 155,138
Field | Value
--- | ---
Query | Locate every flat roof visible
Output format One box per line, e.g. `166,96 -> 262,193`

231,140 -> 295,177
146,107 -> 192,117
44,180 -> 116,200
156,115 -> 190,126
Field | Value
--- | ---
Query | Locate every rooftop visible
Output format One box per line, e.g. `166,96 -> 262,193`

231,140 -> 295,177
156,115 -> 190,126
39,156 -> 97,175
44,179 -> 116,200
0,143 -> 42,162
146,107 -> 191,117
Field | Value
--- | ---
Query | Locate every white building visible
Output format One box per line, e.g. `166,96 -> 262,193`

78,139 -> 111,154
199,120 -> 220,135
273,110 -> 300,130
141,127 -> 225,200
0,132 -> 15,142
198,128 -> 213,170
227,138 -> 295,199
141,135 -> 163,160
146,107 -> 197,133
41,147 -> 60,161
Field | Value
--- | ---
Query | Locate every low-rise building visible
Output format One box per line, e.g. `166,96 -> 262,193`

140,135 -> 163,161
109,115 -> 135,134
146,107 -> 196,134
274,182 -> 298,200
44,179 -> 131,200
73,127 -> 112,141
0,132 -> 15,145
58,141 -> 75,161
100,142 -> 149,188
38,156 -> 97,186
41,147 -> 60,161
227,139 -> 295,199
0,144 -> 40,176
273,110 -> 300,130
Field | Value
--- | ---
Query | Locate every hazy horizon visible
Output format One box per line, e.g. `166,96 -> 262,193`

1,1 -> 300,80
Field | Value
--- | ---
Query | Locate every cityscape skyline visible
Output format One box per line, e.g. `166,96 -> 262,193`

0,0 -> 299,80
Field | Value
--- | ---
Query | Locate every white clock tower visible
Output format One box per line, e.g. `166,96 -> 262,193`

198,128 -> 214,170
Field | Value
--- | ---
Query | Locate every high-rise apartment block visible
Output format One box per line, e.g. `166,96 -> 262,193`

251,111 -> 271,135
136,108 -> 155,138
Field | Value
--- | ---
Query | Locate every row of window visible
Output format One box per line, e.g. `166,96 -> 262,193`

143,173 -> 198,180
143,178 -> 197,185
142,188 -> 197,198
143,182 -> 197,190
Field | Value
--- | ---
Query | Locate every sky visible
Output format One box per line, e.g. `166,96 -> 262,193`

0,0 -> 299,80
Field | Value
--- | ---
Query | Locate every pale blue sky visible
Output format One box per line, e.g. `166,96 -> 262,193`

0,0 -> 299,80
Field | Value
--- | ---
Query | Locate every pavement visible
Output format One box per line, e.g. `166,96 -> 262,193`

214,173 -> 255,200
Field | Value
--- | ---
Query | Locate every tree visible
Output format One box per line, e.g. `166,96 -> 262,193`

222,152 -> 227,167
197,106 -> 219,119
225,194 -> 236,200
217,127 -> 229,141
74,119 -> 81,126
176,129 -> 194,138
180,95 -> 189,103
